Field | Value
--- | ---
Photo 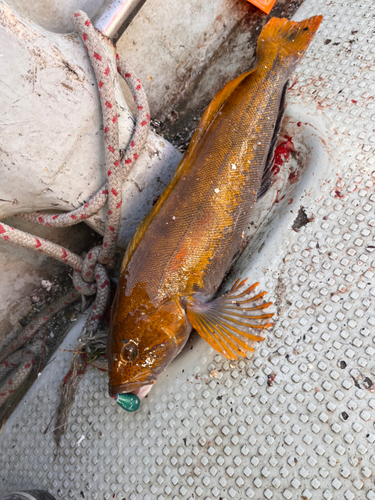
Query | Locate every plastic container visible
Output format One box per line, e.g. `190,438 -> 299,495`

246,0 -> 277,15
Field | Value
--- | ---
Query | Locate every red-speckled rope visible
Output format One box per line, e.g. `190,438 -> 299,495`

16,13 -> 150,267
0,350 -> 35,408
0,289 -> 80,407
0,10 -> 150,408
0,289 -> 81,367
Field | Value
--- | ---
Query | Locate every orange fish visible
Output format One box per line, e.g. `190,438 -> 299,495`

108,15 -> 323,399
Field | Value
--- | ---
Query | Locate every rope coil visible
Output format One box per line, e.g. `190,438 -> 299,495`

0,289 -> 81,367
0,350 -> 35,408
0,10 -> 150,413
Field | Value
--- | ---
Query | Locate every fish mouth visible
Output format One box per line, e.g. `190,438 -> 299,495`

109,375 -> 157,397
133,384 -> 154,399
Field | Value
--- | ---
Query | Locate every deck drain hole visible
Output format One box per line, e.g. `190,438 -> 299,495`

363,377 -> 373,389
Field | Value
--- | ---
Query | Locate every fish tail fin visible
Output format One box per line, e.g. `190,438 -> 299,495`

257,16 -> 323,70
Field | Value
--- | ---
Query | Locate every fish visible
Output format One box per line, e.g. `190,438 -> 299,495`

108,15 -> 323,399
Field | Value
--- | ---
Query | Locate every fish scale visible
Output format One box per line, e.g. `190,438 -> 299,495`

123,62 -> 291,300
109,15 -> 323,396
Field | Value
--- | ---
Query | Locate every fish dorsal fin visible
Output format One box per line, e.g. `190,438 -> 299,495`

188,68 -> 256,154
185,279 -> 273,360
121,69 -> 256,271
257,80 -> 287,200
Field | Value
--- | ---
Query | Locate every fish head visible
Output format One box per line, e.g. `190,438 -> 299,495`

108,283 -> 190,398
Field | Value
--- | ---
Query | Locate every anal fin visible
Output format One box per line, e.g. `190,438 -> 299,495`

185,279 -> 273,360
257,81 -> 288,200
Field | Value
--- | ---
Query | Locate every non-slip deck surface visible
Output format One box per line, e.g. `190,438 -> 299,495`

1,1 -> 375,499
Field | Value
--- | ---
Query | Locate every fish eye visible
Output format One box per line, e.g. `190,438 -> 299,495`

121,341 -> 139,361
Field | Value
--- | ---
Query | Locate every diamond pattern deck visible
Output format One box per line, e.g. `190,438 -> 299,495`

1,0 -> 375,499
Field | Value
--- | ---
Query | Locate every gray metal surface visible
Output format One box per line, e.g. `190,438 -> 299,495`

1,0 -> 375,499
93,0 -> 148,43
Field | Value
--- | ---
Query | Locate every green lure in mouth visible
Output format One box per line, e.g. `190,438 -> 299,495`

114,393 -> 140,412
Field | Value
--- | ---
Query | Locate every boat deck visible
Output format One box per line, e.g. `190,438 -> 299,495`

1,0 -> 375,499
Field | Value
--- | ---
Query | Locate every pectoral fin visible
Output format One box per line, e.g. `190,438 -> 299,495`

185,280 -> 273,360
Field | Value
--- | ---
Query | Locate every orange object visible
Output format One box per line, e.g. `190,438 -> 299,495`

108,15 -> 323,398
247,0 -> 277,15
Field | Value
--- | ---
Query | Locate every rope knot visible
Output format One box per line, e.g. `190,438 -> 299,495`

73,246 -> 111,335
73,246 -> 100,296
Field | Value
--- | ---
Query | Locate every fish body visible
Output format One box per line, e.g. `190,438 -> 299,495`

108,15 -> 323,397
